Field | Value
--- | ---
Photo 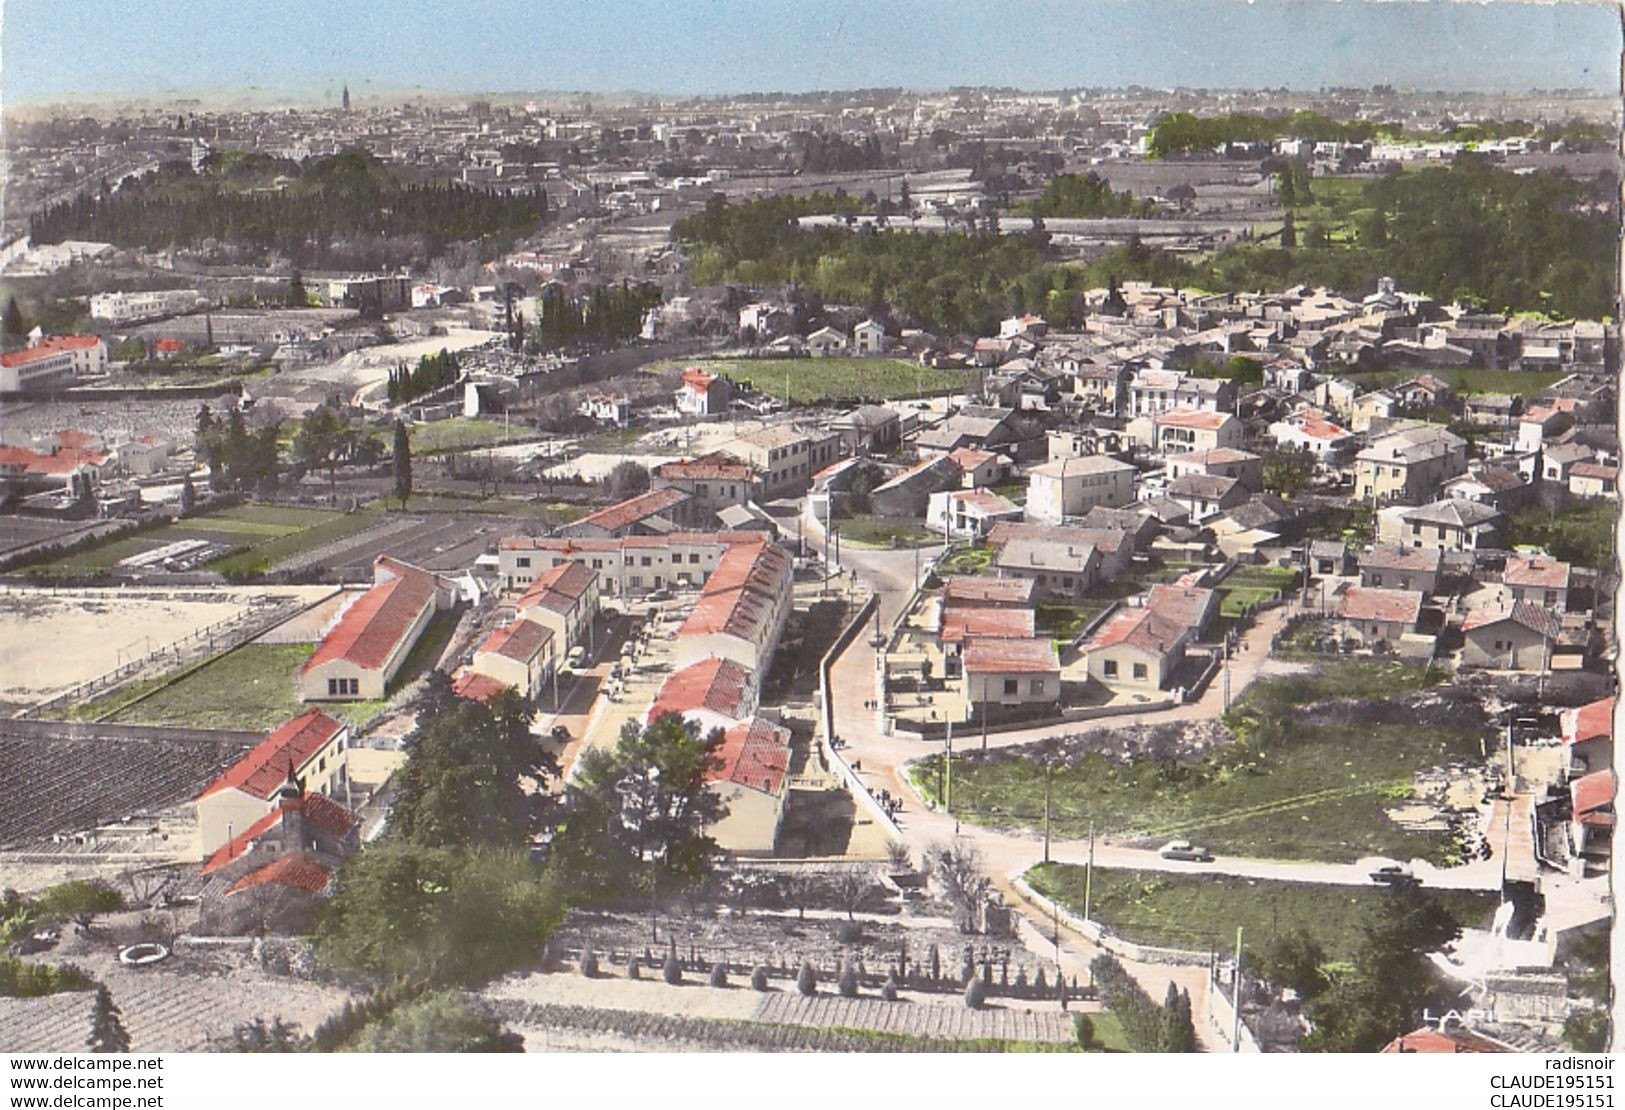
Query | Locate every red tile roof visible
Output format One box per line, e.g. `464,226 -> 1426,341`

941,576 -> 1036,607
517,560 -> 596,614
1571,769 -> 1615,828
1156,408 -> 1231,430
677,539 -> 791,646
1382,1027 -> 1512,1054
1570,462 -> 1617,481
1561,696 -> 1614,747
654,451 -> 756,482
1503,555 -> 1570,591
477,617 -> 553,663
1081,606 -> 1187,655
648,657 -> 755,723
224,852 -> 332,896
302,557 -> 441,675
1146,583 -> 1215,631
680,367 -> 716,393
201,793 -> 358,872
1336,587 -> 1424,626
452,669 -> 510,702
939,604 -> 1035,645
1462,601 -> 1561,640
197,710 -> 346,801
963,637 -> 1060,675
0,444 -> 108,475
566,487 -> 690,535
1360,544 -> 1442,574
711,717 -> 790,797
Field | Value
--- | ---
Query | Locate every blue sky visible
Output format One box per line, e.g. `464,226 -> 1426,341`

1,0 -> 1617,102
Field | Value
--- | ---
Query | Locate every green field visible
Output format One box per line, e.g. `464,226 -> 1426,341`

835,514 -> 937,549
1215,565 -> 1297,619
207,506 -> 388,575
913,660 -> 1475,864
1027,865 -> 1497,963
406,417 -> 530,454
651,357 -> 979,405
109,609 -> 459,731
1342,367 -> 1566,397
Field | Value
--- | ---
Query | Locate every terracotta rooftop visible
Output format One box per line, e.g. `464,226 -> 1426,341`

962,637 -> 1060,675
1336,587 -> 1424,626
711,716 -> 791,797
1571,769 -> 1615,829
566,486 -> 690,535
452,670 -> 511,702
1381,1027 -> 1512,1054
1462,601 -> 1561,640
1155,408 -> 1232,431
197,710 -> 346,801
654,451 -> 756,482
0,444 -> 108,475
1081,606 -> 1187,656
1361,545 -> 1443,574
517,560 -> 596,614
202,794 -> 358,873
302,556 -> 441,675
1561,696 -> 1614,747
939,604 -> 1036,645
224,852 -> 333,896
1503,555 -> 1571,592
1145,583 -> 1215,631
941,576 -> 1036,607
647,657 -> 755,724
477,617 -> 554,663
676,539 -> 791,647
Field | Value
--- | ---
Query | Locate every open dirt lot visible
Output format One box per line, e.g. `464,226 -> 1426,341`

0,586 -> 332,712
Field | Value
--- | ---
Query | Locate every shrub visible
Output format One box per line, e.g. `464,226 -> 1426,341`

881,971 -> 899,1002
923,571 -> 942,590
1073,1013 -> 1097,1050
750,964 -> 770,991
578,943 -> 598,978
709,961 -> 728,988
837,958 -> 858,998
627,957 -> 641,981
835,920 -> 864,945
662,951 -> 682,985
797,960 -> 817,996
1091,954 -> 1167,1052
964,976 -> 987,1010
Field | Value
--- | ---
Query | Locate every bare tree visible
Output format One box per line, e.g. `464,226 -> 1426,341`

927,840 -> 992,934
832,865 -> 878,921
781,873 -> 816,921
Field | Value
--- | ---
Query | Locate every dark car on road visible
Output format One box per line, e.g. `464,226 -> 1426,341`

1158,839 -> 1214,863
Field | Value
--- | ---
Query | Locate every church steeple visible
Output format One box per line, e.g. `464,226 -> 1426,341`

341,83 -> 351,113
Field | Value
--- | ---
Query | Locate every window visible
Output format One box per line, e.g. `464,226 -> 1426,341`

1103,660 -> 1118,677
1545,591 -> 1557,606
689,553 -> 700,564
1371,573 -> 1383,586
516,556 -> 531,568
630,575 -> 642,588
1133,663 -> 1148,680
1002,679 -> 1018,696
641,556 -> 652,567
1029,679 -> 1044,695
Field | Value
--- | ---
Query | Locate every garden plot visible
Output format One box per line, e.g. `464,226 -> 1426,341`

0,586 -> 330,712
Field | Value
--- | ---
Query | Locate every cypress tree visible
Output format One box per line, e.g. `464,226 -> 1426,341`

87,985 -> 130,1053
392,420 -> 412,510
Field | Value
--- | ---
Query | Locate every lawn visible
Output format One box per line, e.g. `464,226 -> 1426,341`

407,417 -> 529,454
1342,367 -> 1565,397
408,491 -> 585,524
110,609 -> 460,731
1214,565 -> 1298,619
1036,599 -> 1112,642
206,506 -> 388,575
835,514 -> 938,549
650,357 -> 979,405
938,544 -> 994,577
1027,864 -> 1498,963
911,659 -> 1476,864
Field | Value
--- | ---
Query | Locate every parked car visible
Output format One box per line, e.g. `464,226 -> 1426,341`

1158,839 -> 1214,863
549,724 -> 571,741
1367,860 -> 1418,885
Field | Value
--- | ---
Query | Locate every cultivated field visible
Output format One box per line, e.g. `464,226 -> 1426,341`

649,357 -> 979,405
1028,864 -> 1499,961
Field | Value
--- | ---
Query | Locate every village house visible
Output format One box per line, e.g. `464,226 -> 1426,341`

1376,498 -> 1501,553
1126,368 -> 1235,417
1127,408 -> 1244,455
1268,405 -> 1358,464
806,325 -> 849,356
830,404 -> 902,456
1354,425 -> 1468,505
706,717 -> 793,856
194,709 -> 352,859
1333,587 -> 1425,647
674,367 -> 734,418
1164,447 -> 1263,490
560,486 -> 697,539
993,537 -> 1102,599
1359,545 -> 1443,594
948,447 -> 1014,489
1441,465 -> 1529,511
870,455 -> 962,517
852,318 -> 888,355
653,452 -> 763,517
516,560 -> 600,656
914,404 -> 1022,456
1145,582 -> 1218,641
1166,473 -> 1248,521
298,557 -> 456,703
1079,605 -> 1189,696
1503,554 -> 1572,612
1568,768 -> 1614,877
961,638 -> 1062,714
725,424 -> 841,498
1025,455 -> 1136,523
936,603 -> 1037,675
1540,442 -> 1595,487
1568,461 -> 1618,501
673,538 -> 794,674
1560,695 -> 1614,778
1461,602 -> 1561,671
941,575 -> 1038,609
645,656 -> 758,738
197,775 -> 359,922
927,488 -> 1022,539
468,617 -> 556,702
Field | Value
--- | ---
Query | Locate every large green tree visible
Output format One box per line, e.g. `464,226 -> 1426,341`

351,992 -> 522,1052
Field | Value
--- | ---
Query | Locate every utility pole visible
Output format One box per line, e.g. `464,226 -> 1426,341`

1083,822 -> 1095,924
1043,764 -> 1052,864
1231,926 -> 1244,1052
943,720 -> 953,816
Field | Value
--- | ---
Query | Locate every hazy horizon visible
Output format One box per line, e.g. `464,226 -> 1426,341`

1,0 -> 1618,107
